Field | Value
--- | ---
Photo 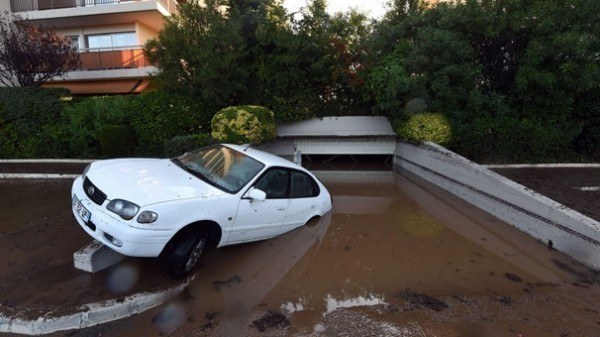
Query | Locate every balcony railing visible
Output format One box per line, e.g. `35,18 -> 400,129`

10,0 -> 178,13
76,47 -> 152,71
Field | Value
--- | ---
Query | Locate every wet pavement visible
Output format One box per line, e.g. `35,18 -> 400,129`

0,163 -> 88,175
493,167 -> 600,222
0,168 -> 599,337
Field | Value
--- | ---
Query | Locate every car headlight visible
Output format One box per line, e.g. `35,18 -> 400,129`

106,199 -> 139,220
137,211 -> 158,224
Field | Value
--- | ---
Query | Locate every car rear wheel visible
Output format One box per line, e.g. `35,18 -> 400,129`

167,234 -> 207,279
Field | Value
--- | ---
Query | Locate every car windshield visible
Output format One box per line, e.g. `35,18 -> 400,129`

174,145 -> 264,193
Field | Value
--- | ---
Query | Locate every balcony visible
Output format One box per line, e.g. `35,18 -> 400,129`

76,47 -> 151,71
42,46 -> 155,94
10,0 -> 178,14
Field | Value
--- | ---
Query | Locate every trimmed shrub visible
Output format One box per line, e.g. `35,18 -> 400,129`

63,91 -> 212,158
0,87 -> 71,158
164,134 -> 214,157
449,114 -> 584,163
574,118 -> 600,160
211,105 -> 276,145
98,124 -> 137,158
129,91 -> 212,156
63,95 -> 133,158
397,112 -> 452,145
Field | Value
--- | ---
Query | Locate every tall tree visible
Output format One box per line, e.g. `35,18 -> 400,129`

145,0 -> 246,111
146,0 -> 375,119
366,0 -> 600,161
0,11 -> 80,87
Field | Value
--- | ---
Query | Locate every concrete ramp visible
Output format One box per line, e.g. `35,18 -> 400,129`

395,141 -> 600,270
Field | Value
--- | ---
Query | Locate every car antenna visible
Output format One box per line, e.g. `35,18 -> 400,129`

242,144 -> 251,152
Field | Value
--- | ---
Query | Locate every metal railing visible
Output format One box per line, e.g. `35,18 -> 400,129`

76,47 -> 151,71
10,0 -> 178,13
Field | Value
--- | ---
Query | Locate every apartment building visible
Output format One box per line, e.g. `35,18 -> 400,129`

4,0 -> 180,94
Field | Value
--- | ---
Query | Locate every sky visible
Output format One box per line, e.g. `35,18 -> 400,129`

282,0 -> 389,19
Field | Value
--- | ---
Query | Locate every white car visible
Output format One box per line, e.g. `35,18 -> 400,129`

71,144 -> 332,278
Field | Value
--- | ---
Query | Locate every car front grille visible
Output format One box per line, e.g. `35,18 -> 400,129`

83,177 -> 107,205
86,220 -> 97,231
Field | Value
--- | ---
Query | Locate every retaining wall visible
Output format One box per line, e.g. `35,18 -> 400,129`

394,141 -> 600,270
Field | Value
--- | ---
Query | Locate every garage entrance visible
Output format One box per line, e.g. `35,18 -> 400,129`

260,116 -> 397,165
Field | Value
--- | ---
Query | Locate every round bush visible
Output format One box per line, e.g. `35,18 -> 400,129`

397,112 -> 452,145
211,105 -> 276,145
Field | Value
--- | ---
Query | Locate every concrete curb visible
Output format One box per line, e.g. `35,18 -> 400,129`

0,173 -> 79,179
395,141 -> 600,270
0,159 -> 88,179
0,159 -> 93,164
484,163 -> 600,169
0,276 -> 193,336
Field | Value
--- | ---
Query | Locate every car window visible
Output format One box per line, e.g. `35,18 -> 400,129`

175,145 -> 264,193
290,170 -> 320,198
254,168 -> 289,199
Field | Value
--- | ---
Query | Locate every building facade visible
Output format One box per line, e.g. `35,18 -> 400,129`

5,0 -> 180,94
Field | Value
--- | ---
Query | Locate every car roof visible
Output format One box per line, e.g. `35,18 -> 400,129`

222,143 -> 299,169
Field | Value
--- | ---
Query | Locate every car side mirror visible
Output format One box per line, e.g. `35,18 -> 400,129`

246,187 -> 266,202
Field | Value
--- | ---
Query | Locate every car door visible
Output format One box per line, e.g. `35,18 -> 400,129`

228,168 -> 290,244
285,170 -> 321,227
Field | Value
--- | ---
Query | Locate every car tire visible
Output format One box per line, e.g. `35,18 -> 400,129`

167,233 -> 207,279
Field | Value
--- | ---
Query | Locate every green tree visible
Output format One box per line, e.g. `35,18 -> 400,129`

253,0 -> 336,121
145,0 -> 246,111
255,0 -> 373,121
146,0 -> 376,122
366,0 -> 599,162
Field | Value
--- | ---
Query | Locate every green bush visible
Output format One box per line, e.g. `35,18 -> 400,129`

63,95 -> 133,158
0,87 -> 71,158
164,134 -> 214,157
397,112 -> 452,145
574,117 -> 600,160
449,114 -> 584,163
129,91 -> 212,156
98,124 -> 137,158
211,105 -> 276,144
63,91 -> 212,158
0,116 -> 20,157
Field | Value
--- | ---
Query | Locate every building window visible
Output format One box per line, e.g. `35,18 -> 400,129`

86,32 -> 136,50
66,35 -> 79,50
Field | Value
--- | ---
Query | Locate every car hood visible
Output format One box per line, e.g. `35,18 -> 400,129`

85,158 -> 227,206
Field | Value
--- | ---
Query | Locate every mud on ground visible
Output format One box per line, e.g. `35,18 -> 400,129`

1,171 -> 599,337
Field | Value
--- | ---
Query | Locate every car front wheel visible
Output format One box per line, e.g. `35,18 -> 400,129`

167,234 -> 207,279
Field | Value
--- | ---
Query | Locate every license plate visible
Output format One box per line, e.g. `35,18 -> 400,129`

73,195 -> 91,223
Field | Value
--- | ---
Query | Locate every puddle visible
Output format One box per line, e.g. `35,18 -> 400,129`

1,173 -> 598,337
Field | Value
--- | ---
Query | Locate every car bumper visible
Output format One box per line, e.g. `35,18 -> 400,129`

71,176 -> 173,257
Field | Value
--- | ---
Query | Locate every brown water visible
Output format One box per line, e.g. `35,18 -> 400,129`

0,173 -> 598,337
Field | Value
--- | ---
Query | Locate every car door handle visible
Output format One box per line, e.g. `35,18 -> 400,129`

277,208 -> 286,211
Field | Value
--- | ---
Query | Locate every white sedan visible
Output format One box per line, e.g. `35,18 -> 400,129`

71,144 -> 332,278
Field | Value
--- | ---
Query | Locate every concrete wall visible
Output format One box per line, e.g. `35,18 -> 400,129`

136,21 -> 159,45
0,2 -> 11,12
395,141 -> 600,270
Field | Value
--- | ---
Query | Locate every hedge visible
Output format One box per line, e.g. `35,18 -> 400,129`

0,88 -> 213,159
0,87 -> 70,158
164,134 -> 214,157
63,91 -> 212,158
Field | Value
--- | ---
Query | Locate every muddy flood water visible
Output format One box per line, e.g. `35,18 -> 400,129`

1,169 -> 599,337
